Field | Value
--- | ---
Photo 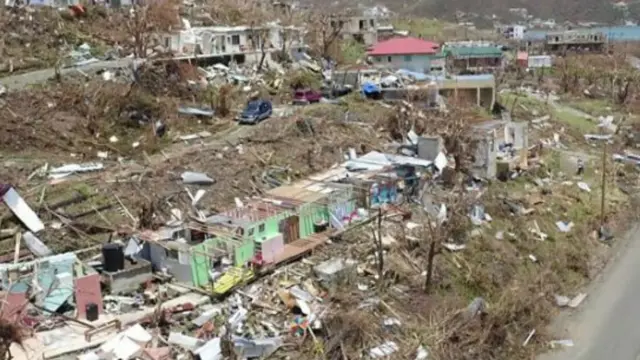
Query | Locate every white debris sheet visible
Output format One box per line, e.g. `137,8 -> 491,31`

1,186 -> 45,233
48,162 -> 104,179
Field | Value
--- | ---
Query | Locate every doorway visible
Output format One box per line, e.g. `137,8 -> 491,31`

279,215 -> 300,244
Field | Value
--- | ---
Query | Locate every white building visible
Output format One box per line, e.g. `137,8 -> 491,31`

528,55 -> 552,68
500,25 -> 526,39
163,22 -> 306,63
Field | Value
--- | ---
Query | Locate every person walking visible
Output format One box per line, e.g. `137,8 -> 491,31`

576,158 -> 585,176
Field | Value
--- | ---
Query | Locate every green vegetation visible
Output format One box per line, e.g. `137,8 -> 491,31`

340,39 -> 367,64
552,108 -> 597,133
565,98 -> 615,117
392,18 -> 448,38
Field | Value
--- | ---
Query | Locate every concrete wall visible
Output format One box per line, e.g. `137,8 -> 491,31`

505,122 -> 529,149
103,259 -> 153,295
370,54 -> 431,73
141,242 -> 193,284
438,87 -> 495,109
343,17 -> 378,34
471,135 -> 497,179
418,136 -> 444,161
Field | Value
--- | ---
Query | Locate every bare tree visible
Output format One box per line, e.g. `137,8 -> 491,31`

306,13 -> 346,59
248,23 -> 270,73
126,0 -> 181,59
423,190 -> 472,293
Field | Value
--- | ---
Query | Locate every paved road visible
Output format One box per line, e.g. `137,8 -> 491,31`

539,224 -> 640,360
0,58 -> 133,91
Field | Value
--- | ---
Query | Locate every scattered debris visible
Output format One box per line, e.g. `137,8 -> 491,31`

181,171 -> 215,185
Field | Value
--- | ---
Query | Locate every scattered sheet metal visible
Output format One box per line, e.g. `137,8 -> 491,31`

1,185 -> 45,233
181,171 -> 215,185
194,337 -> 222,360
233,336 -> 283,359
49,163 -> 104,179
168,332 -> 202,350
556,221 -> 574,232
178,106 -> 215,117
23,231 -> 52,257
369,341 -> 399,358
178,131 -> 213,141
584,134 -> 612,141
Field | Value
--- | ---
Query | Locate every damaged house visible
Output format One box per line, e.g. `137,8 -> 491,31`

132,150 -> 441,296
163,23 -> 307,64
471,120 -> 529,179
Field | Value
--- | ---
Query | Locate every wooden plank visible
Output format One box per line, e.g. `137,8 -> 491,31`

13,232 -> 21,264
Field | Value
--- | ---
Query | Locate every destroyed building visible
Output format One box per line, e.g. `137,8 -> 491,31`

163,23 -> 307,64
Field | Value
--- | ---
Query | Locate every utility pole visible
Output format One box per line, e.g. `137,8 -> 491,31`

600,141 -> 607,226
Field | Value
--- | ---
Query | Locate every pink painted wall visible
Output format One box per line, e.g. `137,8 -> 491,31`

260,234 -> 284,263
74,273 -> 103,319
0,292 -> 28,322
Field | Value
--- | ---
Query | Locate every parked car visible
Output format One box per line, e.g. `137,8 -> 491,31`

292,89 -> 322,105
237,100 -> 272,124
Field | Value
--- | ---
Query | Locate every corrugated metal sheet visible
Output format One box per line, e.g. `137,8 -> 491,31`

0,252 -> 77,313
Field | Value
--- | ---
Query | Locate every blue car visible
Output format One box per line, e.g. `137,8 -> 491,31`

237,100 -> 272,124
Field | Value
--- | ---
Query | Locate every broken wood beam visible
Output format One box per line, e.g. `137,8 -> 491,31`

68,204 -> 115,220
71,221 -> 115,234
0,227 -> 18,241
13,232 -> 21,264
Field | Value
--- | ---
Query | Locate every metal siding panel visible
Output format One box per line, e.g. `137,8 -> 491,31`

75,274 -> 103,319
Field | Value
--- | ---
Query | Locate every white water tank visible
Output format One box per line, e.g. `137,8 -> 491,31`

426,80 -> 438,105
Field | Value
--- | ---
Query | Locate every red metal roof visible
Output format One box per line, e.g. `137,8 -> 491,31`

368,37 -> 440,56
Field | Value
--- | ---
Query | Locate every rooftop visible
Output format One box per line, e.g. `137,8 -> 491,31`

218,200 -> 287,224
368,37 -> 439,56
442,45 -> 503,58
265,185 -> 328,204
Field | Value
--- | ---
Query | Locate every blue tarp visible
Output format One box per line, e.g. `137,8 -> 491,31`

361,82 -> 380,94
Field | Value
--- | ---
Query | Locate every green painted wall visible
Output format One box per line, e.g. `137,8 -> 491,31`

249,211 -> 292,243
233,239 -> 255,266
298,203 -> 329,238
190,243 -> 210,287
189,237 -> 257,286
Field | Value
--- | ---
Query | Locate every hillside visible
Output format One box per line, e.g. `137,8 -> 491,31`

386,0 -> 621,26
